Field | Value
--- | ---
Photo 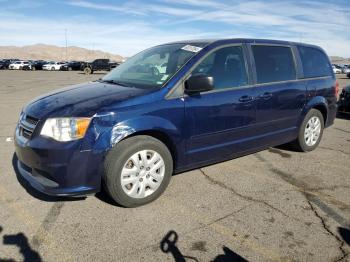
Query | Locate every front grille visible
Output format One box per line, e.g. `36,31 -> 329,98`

25,115 -> 39,125
19,114 -> 39,139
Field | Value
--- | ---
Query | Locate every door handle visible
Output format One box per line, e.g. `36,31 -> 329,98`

258,92 -> 273,99
238,95 -> 254,103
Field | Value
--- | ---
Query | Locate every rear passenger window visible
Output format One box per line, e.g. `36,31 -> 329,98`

297,46 -> 332,78
252,45 -> 296,84
192,46 -> 248,90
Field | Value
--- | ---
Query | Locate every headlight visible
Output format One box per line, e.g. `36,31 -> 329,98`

40,117 -> 91,142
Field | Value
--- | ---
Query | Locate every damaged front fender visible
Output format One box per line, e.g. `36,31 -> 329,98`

81,112 -> 180,154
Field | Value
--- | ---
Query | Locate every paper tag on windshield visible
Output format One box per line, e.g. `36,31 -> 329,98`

161,74 -> 169,81
181,45 -> 202,53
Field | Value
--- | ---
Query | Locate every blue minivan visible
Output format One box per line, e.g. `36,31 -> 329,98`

15,39 -> 338,207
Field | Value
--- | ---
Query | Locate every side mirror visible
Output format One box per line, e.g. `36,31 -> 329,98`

185,74 -> 214,94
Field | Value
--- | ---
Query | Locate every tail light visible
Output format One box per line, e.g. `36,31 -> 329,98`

335,80 -> 339,97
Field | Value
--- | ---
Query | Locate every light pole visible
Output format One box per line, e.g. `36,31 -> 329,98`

65,28 -> 68,61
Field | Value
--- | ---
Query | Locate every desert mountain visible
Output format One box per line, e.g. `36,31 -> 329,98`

0,44 -> 124,62
330,56 -> 350,64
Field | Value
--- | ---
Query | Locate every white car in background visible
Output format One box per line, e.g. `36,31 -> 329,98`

342,66 -> 350,74
43,62 -> 66,71
332,65 -> 342,74
8,61 -> 31,70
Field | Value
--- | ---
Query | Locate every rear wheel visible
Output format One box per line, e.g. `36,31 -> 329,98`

291,109 -> 324,152
103,136 -> 173,207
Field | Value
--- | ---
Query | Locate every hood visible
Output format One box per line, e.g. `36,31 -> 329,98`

24,81 -> 152,119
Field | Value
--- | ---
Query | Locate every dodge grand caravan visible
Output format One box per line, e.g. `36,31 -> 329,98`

15,39 -> 338,207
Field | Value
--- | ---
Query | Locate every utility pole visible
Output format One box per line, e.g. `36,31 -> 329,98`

65,28 -> 68,61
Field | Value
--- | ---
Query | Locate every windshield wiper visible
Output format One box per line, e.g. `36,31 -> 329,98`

97,79 -> 130,87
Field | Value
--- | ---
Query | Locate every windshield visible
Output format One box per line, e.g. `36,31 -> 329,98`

102,43 -> 207,89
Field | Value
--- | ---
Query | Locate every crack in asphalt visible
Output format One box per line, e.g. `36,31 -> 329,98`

319,146 -> 350,156
254,153 -> 350,261
308,185 -> 350,192
206,205 -> 250,226
334,127 -> 350,135
31,202 -> 64,249
255,154 -> 350,220
198,168 -> 292,219
306,196 -> 348,262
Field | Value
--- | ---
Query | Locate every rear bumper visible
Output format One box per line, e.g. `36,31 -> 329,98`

14,126 -> 103,197
325,102 -> 337,128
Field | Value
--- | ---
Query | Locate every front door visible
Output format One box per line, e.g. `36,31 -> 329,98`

184,45 -> 256,166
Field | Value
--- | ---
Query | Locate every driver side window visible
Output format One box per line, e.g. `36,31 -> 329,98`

192,46 -> 248,90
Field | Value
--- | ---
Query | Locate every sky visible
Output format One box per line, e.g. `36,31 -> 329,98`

0,0 -> 349,57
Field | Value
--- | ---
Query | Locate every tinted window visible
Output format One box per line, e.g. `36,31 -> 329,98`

252,45 -> 296,84
192,46 -> 248,90
298,46 -> 332,78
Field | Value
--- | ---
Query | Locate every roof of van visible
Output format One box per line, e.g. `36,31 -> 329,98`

165,38 -> 322,50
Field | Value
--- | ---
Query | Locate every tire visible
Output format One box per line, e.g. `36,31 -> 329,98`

291,109 -> 324,152
103,135 -> 173,207
68,67 -> 72,71
32,66 -> 36,71
19,66 -> 22,70
51,67 -> 55,71
84,67 -> 92,74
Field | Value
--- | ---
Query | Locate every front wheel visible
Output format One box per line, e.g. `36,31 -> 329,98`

103,136 -> 173,207
84,67 -> 92,74
291,109 -> 324,152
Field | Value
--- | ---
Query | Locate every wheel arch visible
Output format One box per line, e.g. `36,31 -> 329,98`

90,115 -> 182,168
301,96 -> 328,126
312,104 -> 327,125
125,130 -> 177,166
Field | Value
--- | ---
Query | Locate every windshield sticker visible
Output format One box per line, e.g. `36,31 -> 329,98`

181,45 -> 203,53
161,74 -> 169,81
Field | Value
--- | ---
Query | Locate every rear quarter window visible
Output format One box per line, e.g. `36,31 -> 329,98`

252,45 -> 296,84
297,46 -> 332,78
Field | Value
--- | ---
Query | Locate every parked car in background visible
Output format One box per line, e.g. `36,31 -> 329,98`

0,59 -> 12,69
338,85 -> 350,114
14,39 -> 337,207
30,60 -> 47,70
0,61 -> 6,69
332,65 -> 342,74
9,61 -> 31,70
22,64 -> 32,70
60,61 -> 84,71
43,62 -> 66,71
81,59 -> 119,74
342,65 -> 350,74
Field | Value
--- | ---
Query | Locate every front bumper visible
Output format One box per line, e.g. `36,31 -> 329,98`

14,125 -> 103,196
